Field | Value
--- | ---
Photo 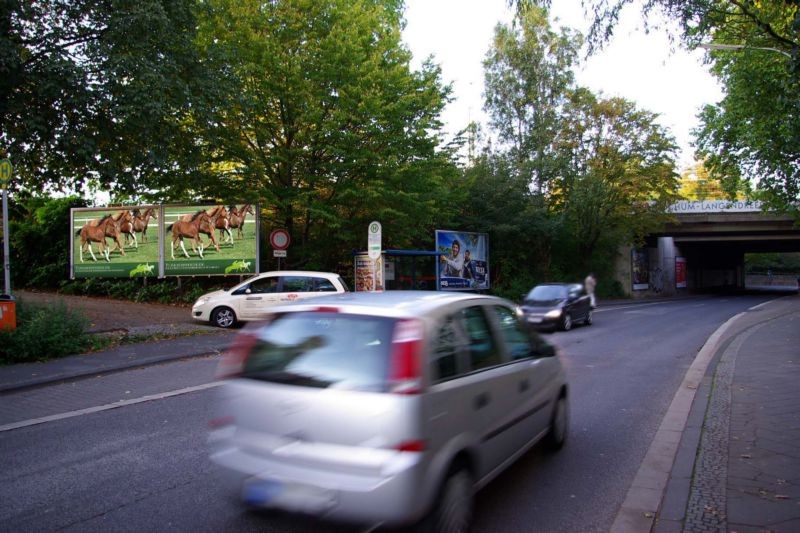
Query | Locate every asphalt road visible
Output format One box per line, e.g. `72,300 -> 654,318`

0,293 -> 782,532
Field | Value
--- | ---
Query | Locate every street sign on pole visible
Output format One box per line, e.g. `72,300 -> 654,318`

1,158 -> 12,299
368,221 -> 381,260
270,229 -> 290,250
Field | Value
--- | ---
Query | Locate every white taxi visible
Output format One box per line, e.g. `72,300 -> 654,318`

192,270 -> 349,328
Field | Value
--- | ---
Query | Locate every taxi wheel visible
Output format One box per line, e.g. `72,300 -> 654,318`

211,306 -> 237,328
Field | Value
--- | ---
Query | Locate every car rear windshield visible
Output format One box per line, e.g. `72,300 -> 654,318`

241,312 -> 394,392
527,285 -> 567,302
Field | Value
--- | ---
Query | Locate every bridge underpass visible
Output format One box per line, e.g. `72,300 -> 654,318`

615,201 -> 800,297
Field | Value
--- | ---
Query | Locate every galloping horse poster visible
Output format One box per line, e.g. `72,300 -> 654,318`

162,204 -> 258,276
71,206 -> 161,278
70,203 -> 259,279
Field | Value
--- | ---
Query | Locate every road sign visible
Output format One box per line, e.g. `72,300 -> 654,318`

270,229 -> 291,250
273,250 -> 287,258
0,159 -> 12,189
368,221 -> 381,260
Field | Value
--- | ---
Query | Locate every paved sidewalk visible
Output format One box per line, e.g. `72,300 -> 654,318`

653,294 -> 800,533
0,330 -> 236,393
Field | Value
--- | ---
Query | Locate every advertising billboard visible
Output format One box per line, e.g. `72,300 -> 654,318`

71,203 -> 259,279
435,230 -> 489,291
71,206 -> 160,279
163,204 -> 258,276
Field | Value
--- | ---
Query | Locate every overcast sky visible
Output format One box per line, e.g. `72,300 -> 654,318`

402,0 -> 724,168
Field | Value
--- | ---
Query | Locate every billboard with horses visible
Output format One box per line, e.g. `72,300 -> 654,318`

70,203 -> 259,278
162,204 -> 258,276
71,206 -> 161,278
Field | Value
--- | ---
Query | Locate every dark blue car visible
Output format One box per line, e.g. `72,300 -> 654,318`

520,283 -> 593,331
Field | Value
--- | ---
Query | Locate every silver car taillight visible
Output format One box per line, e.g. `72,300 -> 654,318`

216,332 -> 257,379
387,319 -> 424,394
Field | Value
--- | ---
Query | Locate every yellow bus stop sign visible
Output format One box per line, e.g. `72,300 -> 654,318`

0,159 -> 12,189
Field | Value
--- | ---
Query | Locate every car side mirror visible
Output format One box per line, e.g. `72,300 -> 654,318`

245,288 -> 252,294
540,343 -> 556,357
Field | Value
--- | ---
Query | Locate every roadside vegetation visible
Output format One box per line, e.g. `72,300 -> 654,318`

0,298 -> 219,366
1,1 -> 797,305
0,300 -> 91,364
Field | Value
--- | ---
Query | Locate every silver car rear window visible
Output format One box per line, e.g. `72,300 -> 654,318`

242,312 -> 394,391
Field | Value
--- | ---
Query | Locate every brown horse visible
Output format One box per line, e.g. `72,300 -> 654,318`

228,204 -> 254,239
217,206 -> 235,245
88,210 -> 129,255
167,210 -> 216,259
180,205 -> 225,251
76,215 -> 117,262
123,207 -> 158,247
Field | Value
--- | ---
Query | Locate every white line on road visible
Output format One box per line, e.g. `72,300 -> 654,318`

594,301 -> 680,313
0,381 -> 223,433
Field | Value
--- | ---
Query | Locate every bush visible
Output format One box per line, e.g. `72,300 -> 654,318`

58,278 -> 228,305
0,299 -> 91,364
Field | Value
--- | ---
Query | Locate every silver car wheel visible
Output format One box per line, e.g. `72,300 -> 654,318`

545,396 -> 569,451
212,307 -> 236,328
437,469 -> 473,533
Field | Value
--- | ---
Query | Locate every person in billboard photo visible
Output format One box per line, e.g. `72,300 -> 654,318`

463,249 -> 476,279
440,238 -> 464,277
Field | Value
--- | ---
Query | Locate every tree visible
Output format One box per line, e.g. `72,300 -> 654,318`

678,161 -> 729,200
183,0 -> 459,268
459,150 -> 557,299
695,44 -> 799,213
0,0 -> 206,194
552,88 -> 680,272
483,6 -> 582,194
528,1 -> 800,213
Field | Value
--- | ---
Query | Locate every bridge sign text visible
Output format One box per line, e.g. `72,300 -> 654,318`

668,200 -> 762,213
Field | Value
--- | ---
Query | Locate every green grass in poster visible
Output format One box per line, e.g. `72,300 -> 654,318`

163,205 -> 257,276
72,207 -> 160,278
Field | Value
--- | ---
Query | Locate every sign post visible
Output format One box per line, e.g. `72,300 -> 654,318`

368,221 -> 381,291
0,158 -> 15,330
0,159 -> 12,298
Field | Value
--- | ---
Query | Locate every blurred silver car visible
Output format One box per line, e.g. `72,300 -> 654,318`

208,291 -> 569,531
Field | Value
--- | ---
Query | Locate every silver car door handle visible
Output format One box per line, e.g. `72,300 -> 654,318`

474,392 -> 490,410
246,297 -> 262,300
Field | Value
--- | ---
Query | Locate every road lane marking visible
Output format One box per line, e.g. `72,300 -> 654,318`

595,301 -> 681,313
0,381 -> 223,433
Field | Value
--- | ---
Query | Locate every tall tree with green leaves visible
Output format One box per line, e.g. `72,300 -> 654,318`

678,161 -> 728,200
185,0 -> 459,268
483,6 -> 581,195
695,43 -> 799,213
0,0 -> 206,194
527,1 -> 800,213
552,88 -> 680,272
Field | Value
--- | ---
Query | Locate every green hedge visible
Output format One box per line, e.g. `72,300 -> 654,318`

0,300 -> 91,364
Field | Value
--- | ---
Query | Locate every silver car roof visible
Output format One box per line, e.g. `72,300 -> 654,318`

264,290 -> 508,319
